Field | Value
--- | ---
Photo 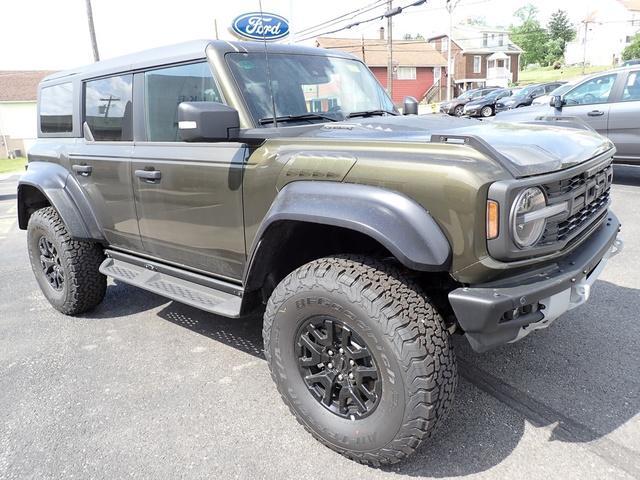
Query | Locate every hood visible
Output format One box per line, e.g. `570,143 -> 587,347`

465,98 -> 491,108
498,96 -> 521,105
247,114 -> 614,178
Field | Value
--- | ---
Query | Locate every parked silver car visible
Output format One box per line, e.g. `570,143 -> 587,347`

496,66 -> 640,164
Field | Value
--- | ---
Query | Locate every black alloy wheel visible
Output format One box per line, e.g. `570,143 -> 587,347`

38,235 -> 64,291
296,315 -> 381,419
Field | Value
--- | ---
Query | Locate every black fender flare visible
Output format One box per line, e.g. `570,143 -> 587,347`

244,181 -> 451,285
17,161 -> 104,241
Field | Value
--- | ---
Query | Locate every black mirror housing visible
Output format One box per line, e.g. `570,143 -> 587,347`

550,95 -> 564,109
178,102 -> 240,142
403,96 -> 419,115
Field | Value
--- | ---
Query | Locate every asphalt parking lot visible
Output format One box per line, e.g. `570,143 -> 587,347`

0,166 -> 639,480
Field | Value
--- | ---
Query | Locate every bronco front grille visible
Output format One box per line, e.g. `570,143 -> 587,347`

539,162 -> 613,246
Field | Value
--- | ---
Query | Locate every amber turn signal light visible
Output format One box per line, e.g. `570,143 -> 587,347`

486,200 -> 499,240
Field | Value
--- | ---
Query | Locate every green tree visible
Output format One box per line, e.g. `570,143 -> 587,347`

622,33 -> 640,61
547,9 -> 576,45
510,4 -> 549,66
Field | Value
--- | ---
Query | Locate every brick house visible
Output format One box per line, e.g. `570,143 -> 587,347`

316,32 -> 448,105
0,70 -> 54,157
428,25 -> 523,93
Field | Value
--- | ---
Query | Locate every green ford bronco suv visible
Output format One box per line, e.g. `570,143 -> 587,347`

19,40 -> 622,465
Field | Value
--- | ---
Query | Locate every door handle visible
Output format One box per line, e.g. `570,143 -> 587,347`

135,169 -> 162,182
587,110 -> 605,117
72,164 -> 92,176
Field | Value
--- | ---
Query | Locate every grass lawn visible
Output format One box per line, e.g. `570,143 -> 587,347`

0,157 -> 27,174
518,65 -> 611,85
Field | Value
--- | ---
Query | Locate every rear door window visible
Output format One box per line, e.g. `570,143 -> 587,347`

84,74 -> 133,141
144,62 -> 223,142
621,71 -> 640,102
40,83 -> 73,133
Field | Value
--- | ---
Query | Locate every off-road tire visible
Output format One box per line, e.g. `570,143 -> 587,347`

263,255 -> 457,466
27,207 -> 106,315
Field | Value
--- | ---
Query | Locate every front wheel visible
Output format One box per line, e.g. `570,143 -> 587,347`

263,256 -> 457,466
481,106 -> 493,117
27,207 -> 106,315
453,105 -> 464,116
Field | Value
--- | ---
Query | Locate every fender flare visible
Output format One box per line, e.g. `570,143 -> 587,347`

244,181 -> 451,285
17,161 -> 104,241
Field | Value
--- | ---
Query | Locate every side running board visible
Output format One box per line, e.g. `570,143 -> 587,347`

99,250 -> 243,318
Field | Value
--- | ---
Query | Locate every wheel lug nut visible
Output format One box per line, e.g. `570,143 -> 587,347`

339,348 -> 344,354
327,363 -> 333,369
348,372 -> 354,379
338,374 -> 343,380
349,359 -> 355,366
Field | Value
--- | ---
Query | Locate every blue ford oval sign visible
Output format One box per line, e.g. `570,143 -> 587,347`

232,12 -> 290,41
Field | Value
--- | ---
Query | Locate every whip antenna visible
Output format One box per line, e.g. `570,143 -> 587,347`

258,0 -> 279,127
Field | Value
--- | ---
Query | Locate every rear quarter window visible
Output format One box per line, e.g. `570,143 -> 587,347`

40,83 -> 73,133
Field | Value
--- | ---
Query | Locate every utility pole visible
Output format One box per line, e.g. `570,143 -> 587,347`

386,0 -> 394,99
581,20 -> 591,75
85,0 -> 100,62
214,19 -> 219,40
445,0 -> 459,101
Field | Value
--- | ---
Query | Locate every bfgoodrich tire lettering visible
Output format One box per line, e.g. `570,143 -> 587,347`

27,207 -> 106,315
263,255 -> 457,466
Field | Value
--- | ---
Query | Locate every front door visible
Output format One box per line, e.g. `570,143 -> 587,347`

607,69 -> 640,163
131,62 -> 246,280
70,73 -> 142,251
559,73 -> 618,135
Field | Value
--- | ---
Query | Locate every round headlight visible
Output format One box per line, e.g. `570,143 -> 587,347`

511,187 -> 546,248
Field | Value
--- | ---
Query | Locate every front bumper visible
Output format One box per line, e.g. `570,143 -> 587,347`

448,212 -> 622,352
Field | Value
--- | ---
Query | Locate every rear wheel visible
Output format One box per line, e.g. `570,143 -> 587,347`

263,255 -> 457,466
27,207 -> 106,315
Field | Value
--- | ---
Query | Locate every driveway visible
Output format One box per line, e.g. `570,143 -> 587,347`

1,167 -> 639,479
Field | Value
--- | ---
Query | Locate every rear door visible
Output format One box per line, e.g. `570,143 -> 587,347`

606,69 -> 640,163
131,61 -> 247,280
557,73 -> 618,134
69,73 -> 142,250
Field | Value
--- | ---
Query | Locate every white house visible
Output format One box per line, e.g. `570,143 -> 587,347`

0,71 -> 52,158
565,0 -> 640,66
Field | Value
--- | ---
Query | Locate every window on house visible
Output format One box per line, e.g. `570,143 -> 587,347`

84,74 -> 133,141
441,37 -> 448,52
434,66 -> 442,82
473,56 -> 482,73
397,66 -> 417,80
482,33 -> 488,47
499,34 -> 504,46
40,83 -> 73,133
144,62 -> 222,141
488,60 -> 495,69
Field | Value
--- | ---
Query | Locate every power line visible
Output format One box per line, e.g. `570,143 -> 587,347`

293,0 -> 388,38
295,0 -> 428,43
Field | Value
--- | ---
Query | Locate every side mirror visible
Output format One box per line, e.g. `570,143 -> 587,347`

178,102 -> 240,142
403,96 -> 419,115
550,95 -> 564,109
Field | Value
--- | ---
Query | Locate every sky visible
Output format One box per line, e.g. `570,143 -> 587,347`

0,0 -> 628,70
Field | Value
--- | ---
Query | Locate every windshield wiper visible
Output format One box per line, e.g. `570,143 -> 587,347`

258,113 -> 338,125
347,109 -> 399,118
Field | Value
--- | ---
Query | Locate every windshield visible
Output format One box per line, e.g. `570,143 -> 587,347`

226,53 -> 395,125
458,90 -> 480,100
483,89 -> 507,100
514,85 -> 537,97
548,83 -> 573,96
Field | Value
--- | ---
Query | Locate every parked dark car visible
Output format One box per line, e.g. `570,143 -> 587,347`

463,88 -> 512,117
496,82 -> 566,111
440,87 -> 501,116
622,59 -> 640,67
496,66 -> 640,164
